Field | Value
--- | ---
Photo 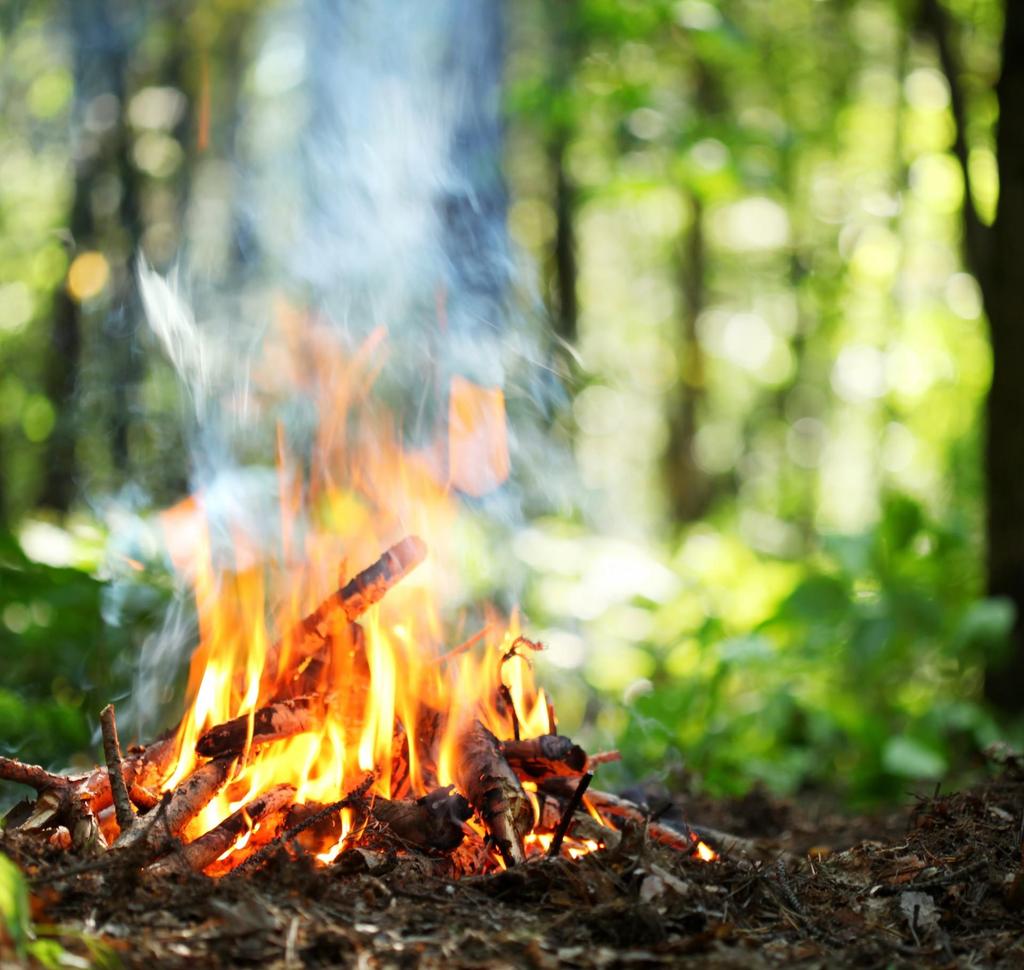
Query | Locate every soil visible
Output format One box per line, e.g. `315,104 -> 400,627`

2,754 -> 1023,969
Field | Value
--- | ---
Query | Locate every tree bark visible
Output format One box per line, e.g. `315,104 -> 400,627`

665,191 -> 710,522
922,0 -> 1024,712
983,0 -> 1024,711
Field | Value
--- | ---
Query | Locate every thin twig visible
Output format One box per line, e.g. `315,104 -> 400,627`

230,772 -> 375,877
432,626 -> 490,665
547,771 -> 593,858
870,859 -> 987,897
499,685 -> 520,741
99,704 -> 135,836
774,857 -> 805,915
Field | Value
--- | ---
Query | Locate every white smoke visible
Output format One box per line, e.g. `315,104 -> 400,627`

114,0 -> 575,738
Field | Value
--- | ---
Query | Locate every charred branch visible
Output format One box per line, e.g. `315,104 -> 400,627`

0,756 -> 73,797
454,720 -> 531,867
232,772 -> 375,876
371,786 -> 472,853
502,735 -> 587,780
567,785 -> 781,862
547,771 -> 593,858
195,695 -> 326,759
263,536 -> 425,678
148,784 -> 295,877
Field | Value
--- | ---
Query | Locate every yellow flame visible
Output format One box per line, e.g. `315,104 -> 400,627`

153,317 -> 606,869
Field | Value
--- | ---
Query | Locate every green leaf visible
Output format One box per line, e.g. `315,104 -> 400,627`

0,852 -> 32,955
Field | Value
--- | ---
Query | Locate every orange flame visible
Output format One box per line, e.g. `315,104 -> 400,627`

146,311 -> 713,874
151,315 -> 557,868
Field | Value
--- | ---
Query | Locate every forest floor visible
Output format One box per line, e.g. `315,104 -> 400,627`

2,751 -> 1023,969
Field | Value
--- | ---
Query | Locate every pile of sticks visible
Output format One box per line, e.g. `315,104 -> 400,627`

0,535 -> 705,878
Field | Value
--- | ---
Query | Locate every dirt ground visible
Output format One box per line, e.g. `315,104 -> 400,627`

2,752 -> 1023,969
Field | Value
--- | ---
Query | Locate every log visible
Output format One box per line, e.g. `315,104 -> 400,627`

161,757 -> 235,836
195,695 -> 326,758
147,784 -> 295,876
371,786 -> 472,853
501,735 -> 587,780
454,720 -> 531,867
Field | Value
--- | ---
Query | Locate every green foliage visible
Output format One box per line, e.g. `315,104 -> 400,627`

0,851 -> 119,967
0,852 -> 32,955
0,530 -> 143,769
610,493 -> 1010,802
0,0 -> 1018,813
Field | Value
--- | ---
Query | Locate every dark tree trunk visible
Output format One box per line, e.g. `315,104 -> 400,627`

927,0 -> 1024,711
983,0 -> 1024,711
38,1 -> 102,511
545,0 -> 579,343
549,131 -> 578,343
109,70 -> 144,475
665,193 -> 710,522
40,256 -> 85,512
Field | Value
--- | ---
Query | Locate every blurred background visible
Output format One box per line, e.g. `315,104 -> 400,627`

1,0 -> 1021,807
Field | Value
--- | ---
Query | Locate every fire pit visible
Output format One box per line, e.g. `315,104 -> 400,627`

1,324 -> 718,889
0,530 -> 715,877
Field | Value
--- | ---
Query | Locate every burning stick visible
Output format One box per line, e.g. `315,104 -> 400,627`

160,757 -> 235,837
147,784 -> 295,877
232,772 -> 374,876
454,720 -> 532,867
501,735 -> 587,780
99,704 -> 135,837
288,535 -> 426,640
76,735 -> 176,814
372,786 -> 472,853
263,536 -> 427,677
195,695 -> 326,758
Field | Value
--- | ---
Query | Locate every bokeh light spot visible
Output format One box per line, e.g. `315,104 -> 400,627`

66,251 -> 110,303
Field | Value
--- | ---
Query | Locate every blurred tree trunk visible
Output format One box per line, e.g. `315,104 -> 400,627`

983,1 -> 1024,711
925,0 -> 1024,711
38,2 -> 99,512
546,0 -> 579,343
109,55 -> 143,475
665,192 -> 710,521
549,130 -> 578,343
665,58 -> 723,523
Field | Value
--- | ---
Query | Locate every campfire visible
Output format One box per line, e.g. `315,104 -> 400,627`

1,325 -> 716,878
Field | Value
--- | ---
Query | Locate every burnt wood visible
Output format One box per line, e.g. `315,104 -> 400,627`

501,735 -> 586,780
454,720 -> 531,867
